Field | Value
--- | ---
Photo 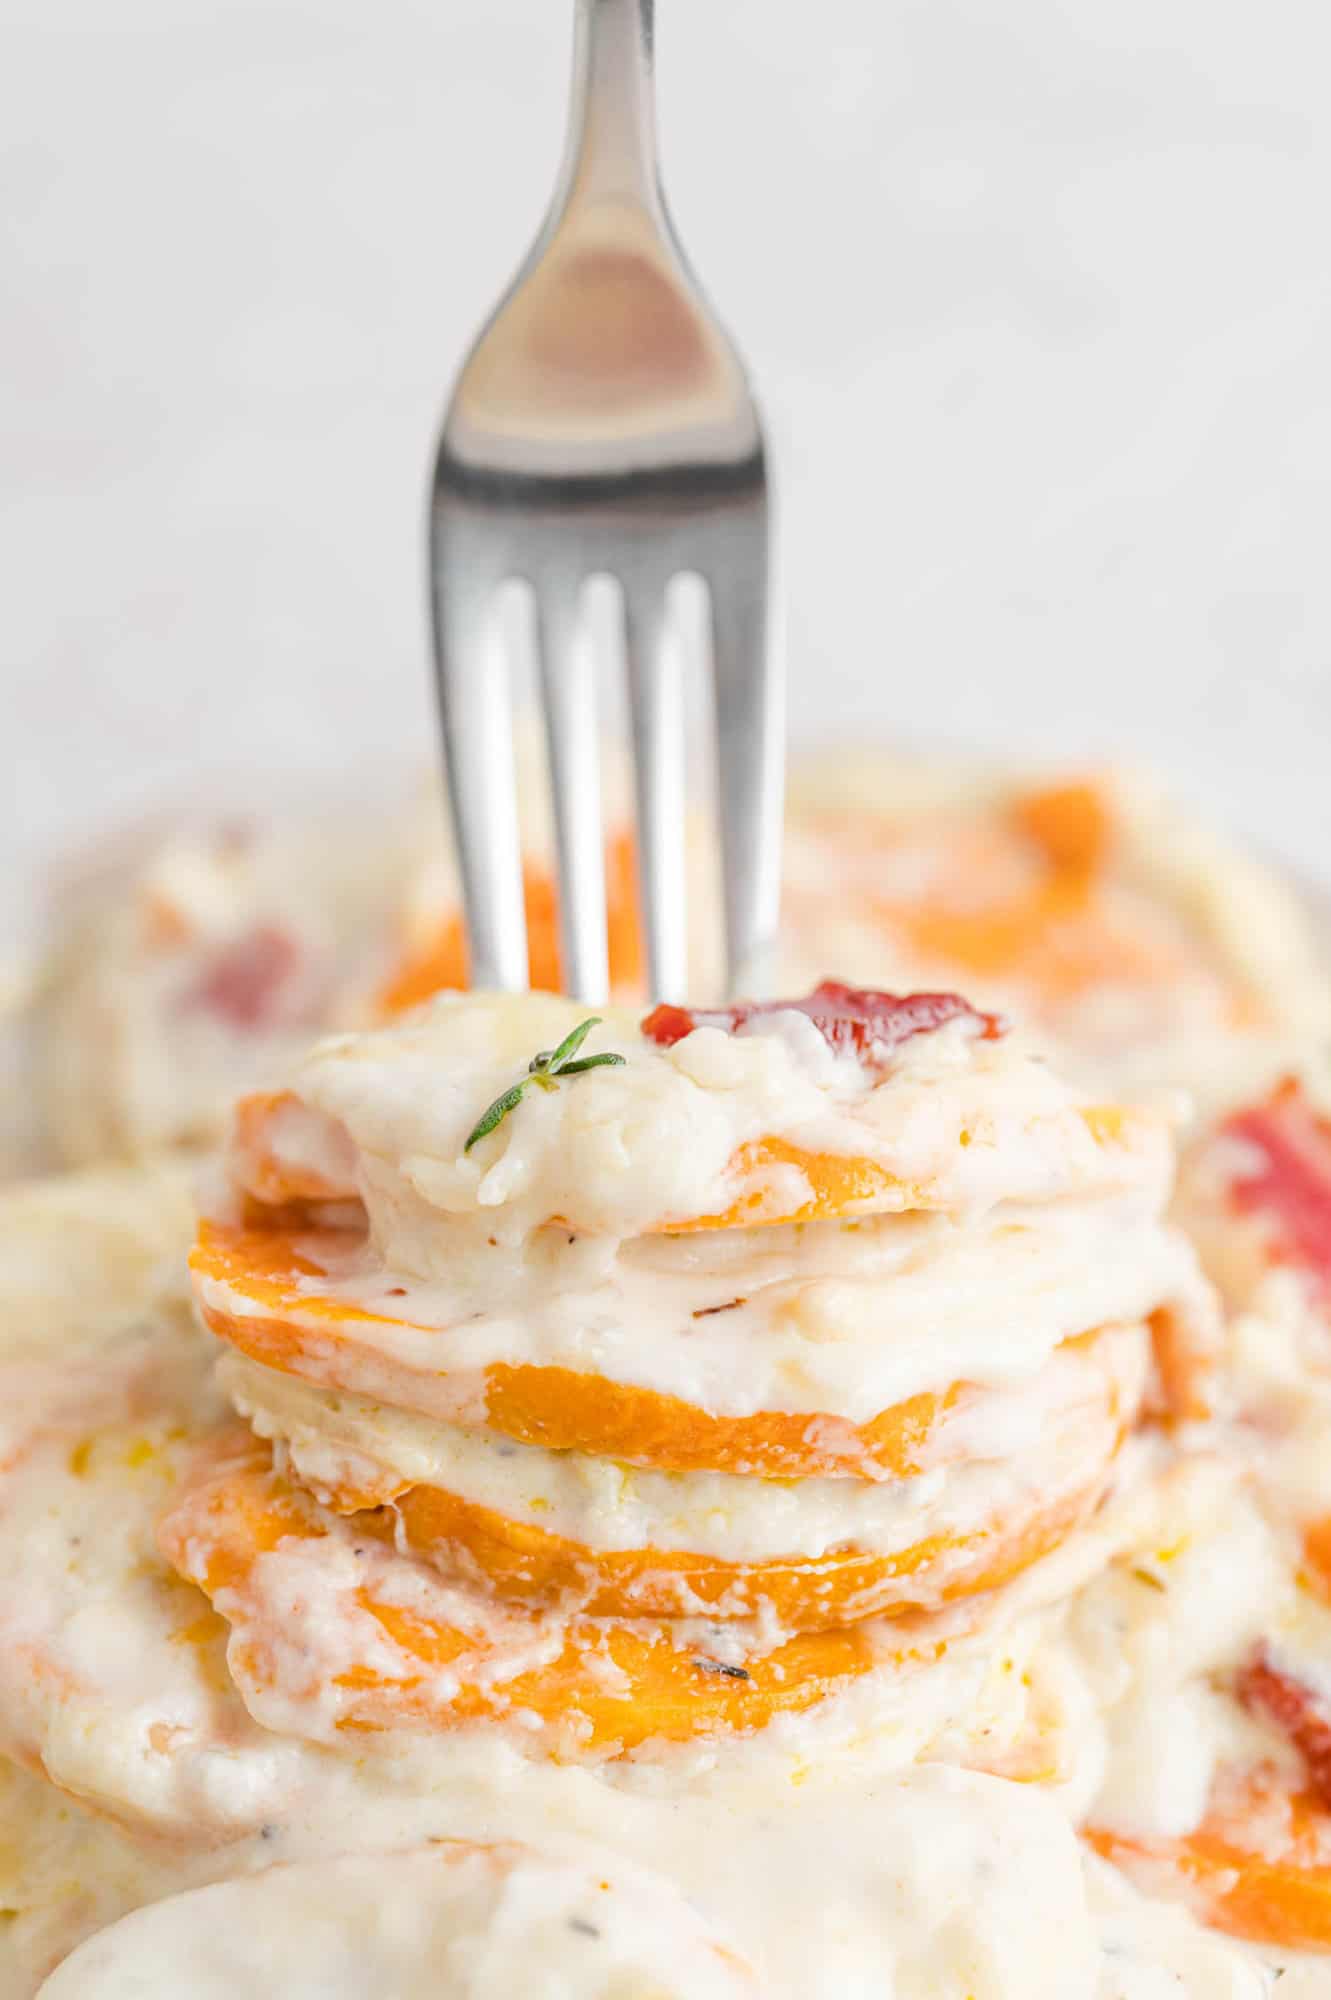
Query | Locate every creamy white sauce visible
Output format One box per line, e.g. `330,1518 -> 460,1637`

0,1339 -> 354,1844
36,1840 -> 760,2000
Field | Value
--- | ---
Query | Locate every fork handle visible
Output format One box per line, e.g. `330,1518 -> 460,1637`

556,0 -> 660,216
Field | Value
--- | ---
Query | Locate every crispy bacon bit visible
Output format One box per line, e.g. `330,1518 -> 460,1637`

1223,1080 -> 1331,1298
641,981 -> 1004,1068
1236,1646 -> 1331,1812
639,1003 -> 702,1048
182,924 -> 307,1031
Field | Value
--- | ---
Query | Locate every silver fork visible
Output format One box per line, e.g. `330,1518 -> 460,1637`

427,0 -> 780,1006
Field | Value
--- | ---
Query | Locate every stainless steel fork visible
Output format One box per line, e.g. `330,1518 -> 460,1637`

427,0 -> 779,1006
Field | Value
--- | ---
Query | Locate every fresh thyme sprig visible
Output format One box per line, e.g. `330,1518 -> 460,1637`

464,1017 -> 626,1153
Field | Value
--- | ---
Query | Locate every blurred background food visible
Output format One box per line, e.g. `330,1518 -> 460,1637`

3,0 -> 1330,955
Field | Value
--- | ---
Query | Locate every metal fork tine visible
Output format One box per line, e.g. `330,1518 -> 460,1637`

624,582 -> 688,1004
535,584 -> 609,1004
708,510 -> 783,999
429,528 -> 529,992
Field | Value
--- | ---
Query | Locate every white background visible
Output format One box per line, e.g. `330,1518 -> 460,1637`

3,0 -> 1329,943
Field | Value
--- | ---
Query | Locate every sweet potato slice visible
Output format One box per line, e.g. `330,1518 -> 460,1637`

158,1441 -> 916,1757
661,1138 -> 913,1233
1089,1778 -> 1331,1952
192,1221 -> 1137,1480
360,1436 -> 1116,1629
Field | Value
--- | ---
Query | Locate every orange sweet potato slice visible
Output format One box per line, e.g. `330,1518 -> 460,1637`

226,983 -> 1141,1240
881,876 -> 1190,1000
668,1103 -> 1158,1234
348,1434 -> 1116,1629
859,782 -> 1197,1002
1091,1647 -> 1331,1951
158,1440 -> 915,1756
1303,1520 -> 1331,1603
1010,781 -> 1111,879
660,1138 -> 913,1233
229,1092 -> 359,1208
191,1221 -> 1136,1480
226,1108 -> 925,1237
1089,1778 -> 1331,1952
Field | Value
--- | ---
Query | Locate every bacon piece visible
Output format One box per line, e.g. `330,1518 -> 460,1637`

181,924 -> 307,1031
641,981 -> 1004,1068
1223,1081 -> 1331,1298
1236,1646 -> 1331,1812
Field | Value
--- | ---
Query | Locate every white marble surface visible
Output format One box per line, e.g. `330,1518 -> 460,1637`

3,0 -> 1330,945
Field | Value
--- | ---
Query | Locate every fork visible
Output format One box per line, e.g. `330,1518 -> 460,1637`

427,0 -> 780,1006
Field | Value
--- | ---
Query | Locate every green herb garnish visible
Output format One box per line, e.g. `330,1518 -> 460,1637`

464,1017 -> 626,1153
